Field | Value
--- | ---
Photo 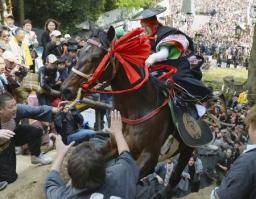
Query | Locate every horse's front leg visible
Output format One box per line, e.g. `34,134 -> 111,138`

137,151 -> 158,178
151,143 -> 194,199
99,136 -> 118,160
169,142 -> 194,188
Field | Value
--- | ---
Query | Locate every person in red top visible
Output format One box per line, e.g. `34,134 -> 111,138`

131,7 -> 212,99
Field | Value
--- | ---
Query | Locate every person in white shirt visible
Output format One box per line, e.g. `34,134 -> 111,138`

22,19 -> 38,48
4,14 -> 18,36
0,56 -> 7,93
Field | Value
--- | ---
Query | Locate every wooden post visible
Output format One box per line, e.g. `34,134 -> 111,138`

18,0 -> 24,26
80,98 -> 112,110
0,1 -> 4,24
79,97 -> 112,130
95,110 -> 102,130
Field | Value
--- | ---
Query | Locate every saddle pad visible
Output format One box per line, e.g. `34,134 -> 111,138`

168,99 -> 213,147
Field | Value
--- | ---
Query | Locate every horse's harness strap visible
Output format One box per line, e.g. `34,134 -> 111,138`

121,97 -> 170,125
87,39 -> 108,52
80,37 -> 150,94
72,67 -> 91,79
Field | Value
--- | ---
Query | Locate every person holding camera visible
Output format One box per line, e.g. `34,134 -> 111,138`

45,30 -> 66,59
2,51 -> 27,97
0,92 -> 61,190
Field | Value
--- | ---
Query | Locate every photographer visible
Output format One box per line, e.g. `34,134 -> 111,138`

37,54 -> 60,106
45,30 -> 65,58
0,92 -> 60,189
2,51 -> 27,94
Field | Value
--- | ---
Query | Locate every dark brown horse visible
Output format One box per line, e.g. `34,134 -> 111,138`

61,27 -> 194,192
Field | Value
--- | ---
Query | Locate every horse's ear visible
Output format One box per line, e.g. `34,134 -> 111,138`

107,26 -> 115,43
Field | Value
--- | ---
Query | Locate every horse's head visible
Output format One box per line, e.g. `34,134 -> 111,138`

61,26 -> 116,100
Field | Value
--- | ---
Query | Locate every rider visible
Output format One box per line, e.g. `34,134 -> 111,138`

132,7 -> 212,99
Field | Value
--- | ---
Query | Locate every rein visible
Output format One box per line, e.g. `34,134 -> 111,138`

72,28 -> 177,125
121,97 -> 171,125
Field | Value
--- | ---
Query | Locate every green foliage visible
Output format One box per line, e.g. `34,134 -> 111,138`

104,0 -> 118,11
115,0 -> 154,8
22,0 -> 107,32
15,0 -> 153,33
202,67 -> 247,91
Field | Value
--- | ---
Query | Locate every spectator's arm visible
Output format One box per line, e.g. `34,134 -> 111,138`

107,110 -> 139,182
50,135 -> 74,172
41,32 -> 49,48
16,104 -> 54,122
107,110 -> 130,154
196,159 -> 203,174
181,170 -> 190,179
154,162 -> 163,174
44,170 -> 65,199
32,32 -> 39,48
44,43 -> 53,59
45,135 -> 74,199
217,163 -> 228,171
39,69 -> 52,91
216,157 -> 252,199
112,151 -> 140,184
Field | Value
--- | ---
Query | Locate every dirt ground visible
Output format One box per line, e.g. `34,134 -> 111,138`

0,151 -> 56,199
1,150 -> 213,199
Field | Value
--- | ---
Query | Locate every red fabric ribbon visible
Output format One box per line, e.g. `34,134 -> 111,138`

82,28 -> 151,90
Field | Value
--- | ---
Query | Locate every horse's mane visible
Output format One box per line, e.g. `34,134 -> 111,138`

91,27 -> 110,48
88,27 -> 168,104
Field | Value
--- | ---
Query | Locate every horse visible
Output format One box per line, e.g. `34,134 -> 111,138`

61,26 -> 194,192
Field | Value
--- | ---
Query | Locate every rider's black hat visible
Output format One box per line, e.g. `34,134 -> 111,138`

130,6 -> 167,21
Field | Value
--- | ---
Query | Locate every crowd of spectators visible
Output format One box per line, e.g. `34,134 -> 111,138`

0,2 -> 254,198
168,0 -> 255,68
138,91 -> 250,198
0,13 -> 100,192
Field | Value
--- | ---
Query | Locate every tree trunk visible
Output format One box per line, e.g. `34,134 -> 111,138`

247,25 -> 256,106
182,0 -> 195,15
18,0 -> 24,26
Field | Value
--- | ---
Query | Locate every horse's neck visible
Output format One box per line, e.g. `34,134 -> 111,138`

111,67 -> 159,119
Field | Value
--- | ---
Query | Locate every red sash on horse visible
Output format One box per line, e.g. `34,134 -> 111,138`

82,28 -> 177,92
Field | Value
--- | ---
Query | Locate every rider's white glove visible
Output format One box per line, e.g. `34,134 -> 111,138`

145,55 -> 156,67
145,46 -> 169,67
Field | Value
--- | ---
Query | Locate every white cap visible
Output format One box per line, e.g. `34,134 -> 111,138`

47,54 -> 58,64
64,34 -> 71,39
2,51 -> 17,63
50,30 -> 61,37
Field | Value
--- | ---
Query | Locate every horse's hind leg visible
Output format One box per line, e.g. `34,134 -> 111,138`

152,143 -> 194,199
169,142 -> 194,188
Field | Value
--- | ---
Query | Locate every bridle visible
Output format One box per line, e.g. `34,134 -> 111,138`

70,28 -> 177,125
72,67 -> 91,79
72,38 -> 110,80
71,30 -> 151,94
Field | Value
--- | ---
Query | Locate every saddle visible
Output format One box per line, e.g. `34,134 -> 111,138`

150,58 -> 213,147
